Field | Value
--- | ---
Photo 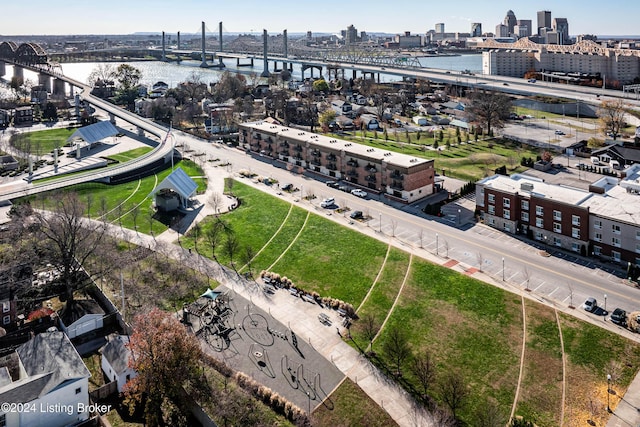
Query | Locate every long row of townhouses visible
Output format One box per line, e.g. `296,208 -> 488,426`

239,121 -> 436,203
477,164 -> 640,266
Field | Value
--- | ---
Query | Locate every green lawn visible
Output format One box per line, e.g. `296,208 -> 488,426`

9,127 -> 76,155
105,147 -> 153,163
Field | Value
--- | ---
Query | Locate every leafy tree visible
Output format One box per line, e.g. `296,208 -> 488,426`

466,90 -> 512,136
125,308 -> 208,426
312,78 -> 329,93
318,109 -> 337,132
598,99 -> 626,140
114,64 -> 142,109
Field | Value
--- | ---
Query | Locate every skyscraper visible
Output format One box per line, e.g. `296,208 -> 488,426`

471,23 -> 482,37
552,18 -> 569,45
435,23 -> 445,34
346,24 -> 358,45
537,10 -> 551,35
517,20 -> 532,37
495,24 -> 509,38
504,10 -> 517,35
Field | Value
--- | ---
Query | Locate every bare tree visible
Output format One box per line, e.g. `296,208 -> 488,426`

438,370 -> 469,420
567,282 -> 575,309
522,266 -> 532,291
598,99 -> 626,140
30,193 -> 106,318
443,239 -> 450,258
357,313 -> 380,354
474,398 -> 507,427
418,229 -> 425,248
383,325 -> 411,376
390,219 -> 398,237
466,89 -> 512,136
411,351 -> 435,401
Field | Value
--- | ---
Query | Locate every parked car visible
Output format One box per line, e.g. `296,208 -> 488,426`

350,210 -> 364,220
320,198 -> 336,208
338,185 -> 349,192
528,78 -> 537,83
583,297 -> 597,312
554,130 -> 565,135
281,183 -> 293,191
326,181 -> 340,188
611,308 -> 627,325
351,189 -> 367,198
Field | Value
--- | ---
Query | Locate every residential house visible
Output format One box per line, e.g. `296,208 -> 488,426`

13,106 -> 33,127
0,331 -> 91,427
101,335 -> 136,393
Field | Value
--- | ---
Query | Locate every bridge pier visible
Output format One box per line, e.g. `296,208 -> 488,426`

109,112 -> 116,125
13,66 -> 24,85
53,78 -> 66,96
0,61 -> 5,78
137,126 -> 145,138
38,73 -> 51,93
261,29 -> 270,77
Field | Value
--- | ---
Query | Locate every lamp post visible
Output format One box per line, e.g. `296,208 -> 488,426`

604,293 -> 607,313
458,209 -> 461,226
379,213 -> 382,233
607,373 -> 612,412
502,257 -> 505,281
436,233 -> 439,256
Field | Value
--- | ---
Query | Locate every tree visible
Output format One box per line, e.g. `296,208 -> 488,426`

411,351 -> 435,399
114,64 -> 142,109
475,399 -> 507,427
438,371 -> 469,420
357,313 -> 380,354
125,308 -> 208,426
466,90 -> 512,136
383,325 -> 411,376
42,102 -> 58,122
318,109 -> 337,132
87,63 -> 116,87
29,193 -> 106,319
598,99 -> 626,139
312,78 -> 329,93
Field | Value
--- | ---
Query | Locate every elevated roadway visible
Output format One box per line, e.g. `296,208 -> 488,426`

0,70 -> 175,203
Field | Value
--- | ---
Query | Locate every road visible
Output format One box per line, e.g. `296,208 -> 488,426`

169,133 -> 640,326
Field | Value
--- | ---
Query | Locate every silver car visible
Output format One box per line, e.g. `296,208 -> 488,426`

583,297 -> 597,312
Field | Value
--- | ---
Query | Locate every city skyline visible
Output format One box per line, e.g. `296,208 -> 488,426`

1,0 -> 639,37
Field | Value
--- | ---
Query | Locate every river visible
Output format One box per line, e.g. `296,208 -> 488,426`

1,53 -> 482,92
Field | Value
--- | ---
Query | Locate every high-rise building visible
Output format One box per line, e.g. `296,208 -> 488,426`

537,10 -> 551,35
346,24 -> 358,44
495,24 -> 509,38
552,18 -> 569,45
517,20 -> 532,37
471,23 -> 482,37
435,23 -> 445,34
504,10 -> 517,35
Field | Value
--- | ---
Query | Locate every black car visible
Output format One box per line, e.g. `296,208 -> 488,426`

350,210 -> 364,220
281,183 -> 294,191
326,181 -> 340,188
610,308 -> 627,326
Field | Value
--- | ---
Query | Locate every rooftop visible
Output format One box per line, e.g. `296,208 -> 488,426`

244,121 -> 433,169
479,174 -> 594,206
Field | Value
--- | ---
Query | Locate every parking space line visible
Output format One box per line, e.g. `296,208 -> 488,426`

533,281 -> 546,292
548,287 -> 559,297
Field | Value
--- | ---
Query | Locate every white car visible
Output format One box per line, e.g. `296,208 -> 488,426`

351,189 -> 367,198
320,198 -> 335,208
583,297 -> 597,312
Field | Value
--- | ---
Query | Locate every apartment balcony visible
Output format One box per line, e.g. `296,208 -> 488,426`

365,164 -> 377,173
390,181 -> 404,190
279,149 -> 290,156
327,163 -> 338,171
347,159 -> 359,167
279,141 -> 290,148
347,169 -> 358,177
311,149 -> 321,157
390,171 -> 404,180
294,145 -> 303,152
293,154 -> 303,161
327,153 -> 337,161
365,174 -> 377,183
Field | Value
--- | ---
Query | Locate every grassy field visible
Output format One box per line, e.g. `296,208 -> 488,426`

312,379 -> 398,427
23,159 -> 205,235
187,181 -> 640,425
9,127 -> 76,155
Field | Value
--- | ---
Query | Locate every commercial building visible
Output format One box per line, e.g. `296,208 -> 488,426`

476,166 -> 640,265
471,23 -> 483,38
239,122 -> 435,203
552,18 -> 570,45
504,10 -> 517,35
537,10 -> 552,35
481,38 -> 640,83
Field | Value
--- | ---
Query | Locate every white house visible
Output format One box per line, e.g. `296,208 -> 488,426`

101,335 -> 136,393
0,331 -> 91,427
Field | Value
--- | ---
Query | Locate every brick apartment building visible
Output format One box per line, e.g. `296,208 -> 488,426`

476,168 -> 640,265
239,121 -> 435,203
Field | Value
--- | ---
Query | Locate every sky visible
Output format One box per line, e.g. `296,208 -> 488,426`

1,0 -> 639,37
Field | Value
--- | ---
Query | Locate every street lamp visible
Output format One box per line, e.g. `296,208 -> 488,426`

607,373 -> 612,412
502,257 -> 505,281
436,233 -> 439,256
379,213 -> 382,233
458,209 -> 461,226
604,294 -> 607,313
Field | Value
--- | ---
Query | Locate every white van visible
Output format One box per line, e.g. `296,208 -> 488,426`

590,156 -> 601,165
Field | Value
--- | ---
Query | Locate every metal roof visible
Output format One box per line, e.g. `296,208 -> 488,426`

67,120 -> 119,145
152,167 -> 198,200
